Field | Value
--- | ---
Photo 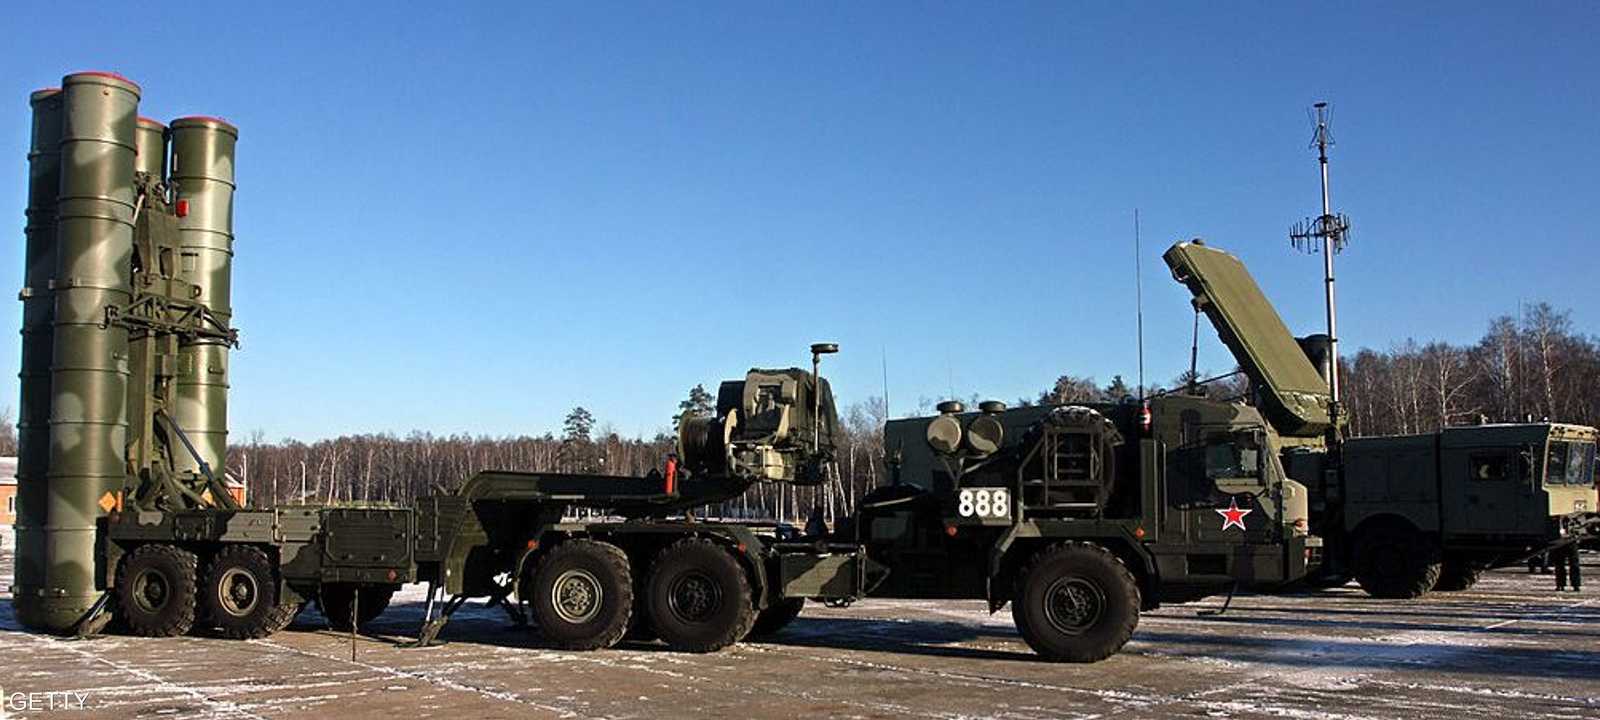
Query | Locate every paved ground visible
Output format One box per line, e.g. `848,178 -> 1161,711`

1,546 -> 1596,719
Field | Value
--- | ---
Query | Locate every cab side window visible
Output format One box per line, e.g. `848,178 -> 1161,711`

1469,453 -> 1510,482
1206,438 -> 1261,482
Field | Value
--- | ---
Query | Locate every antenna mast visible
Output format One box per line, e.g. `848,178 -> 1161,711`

1134,209 -> 1145,403
881,347 -> 891,420
1289,101 -> 1351,426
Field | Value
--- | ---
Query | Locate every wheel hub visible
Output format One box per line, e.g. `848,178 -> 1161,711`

668,571 -> 723,623
217,567 -> 260,617
133,568 -> 169,613
551,569 -> 603,624
1043,576 -> 1106,635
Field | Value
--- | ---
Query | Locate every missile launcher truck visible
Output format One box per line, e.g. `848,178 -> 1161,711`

1163,240 -> 1599,598
13,73 -> 1313,662
97,346 -> 1317,663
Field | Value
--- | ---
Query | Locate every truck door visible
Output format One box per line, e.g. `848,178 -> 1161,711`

1165,427 -> 1278,546
1441,448 -> 1525,535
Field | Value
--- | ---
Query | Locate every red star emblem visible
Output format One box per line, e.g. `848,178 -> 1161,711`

1216,497 -> 1252,531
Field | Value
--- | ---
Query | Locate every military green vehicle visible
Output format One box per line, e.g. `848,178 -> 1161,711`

1164,240 -> 1600,598
866,394 -> 1316,659
12,73 -> 1309,663
96,360 -> 853,645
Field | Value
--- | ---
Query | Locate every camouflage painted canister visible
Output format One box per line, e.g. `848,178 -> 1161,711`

35,71 -> 141,633
170,116 -> 236,481
12,88 -> 63,630
134,116 -> 168,180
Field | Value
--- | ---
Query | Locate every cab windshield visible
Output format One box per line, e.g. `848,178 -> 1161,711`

1545,441 -> 1597,486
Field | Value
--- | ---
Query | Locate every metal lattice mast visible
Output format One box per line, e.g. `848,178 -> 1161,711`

1289,101 -> 1351,424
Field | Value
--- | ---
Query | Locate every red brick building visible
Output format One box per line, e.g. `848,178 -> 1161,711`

1,457 -> 16,527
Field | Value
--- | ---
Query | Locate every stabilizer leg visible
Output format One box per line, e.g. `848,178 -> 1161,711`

403,594 -> 468,648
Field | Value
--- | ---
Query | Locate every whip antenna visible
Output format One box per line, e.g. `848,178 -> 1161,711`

1134,209 -> 1145,403
881,347 -> 891,420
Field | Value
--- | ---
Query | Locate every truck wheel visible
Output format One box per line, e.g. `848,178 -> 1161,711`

747,597 -> 804,638
1011,542 -> 1140,662
319,584 -> 395,631
201,545 -> 295,639
625,602 -> 658,642
527,540 -> 633,650
116,544 -> 199,637
1433,558 -> 1482,592
646,538 -> 755,652
1352,527 -> 1442,599
263,603 -> 305,634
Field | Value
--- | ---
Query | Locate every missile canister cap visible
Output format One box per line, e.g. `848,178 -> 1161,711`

926,415 -> 963,454
63,71 -> 142,97
966,414 -> 1005,455
171,115 -> 239,138
29,88 -> 61,104
137,116 -> 167,129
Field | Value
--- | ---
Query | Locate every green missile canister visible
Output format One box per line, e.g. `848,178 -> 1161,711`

13,88 -> 63,630
134,116 -> 168,180
170,116 -> 237,481
32,71 -> 141,633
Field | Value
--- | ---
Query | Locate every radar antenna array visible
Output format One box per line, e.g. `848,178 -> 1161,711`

1289,213 -> 1350,254
1289,103 -> 1352,255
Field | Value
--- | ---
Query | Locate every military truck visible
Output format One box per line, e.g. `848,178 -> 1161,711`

100,360 -> 853,645
1163,240 -> 1600,598
867,395 -> 1316,659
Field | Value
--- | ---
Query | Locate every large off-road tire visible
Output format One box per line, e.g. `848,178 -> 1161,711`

1433,557 -> 1483,592
526,540 -> 634,650
646,538 -> 755,653
747,597 -> 805,639
1011,542 -> 1140,663
116,544 -> 200,637
319,584 -> 396,632
262,602 -> 305,634
1352,526 -> 1442,599
201,545 -> 298,639
624,604 -> 658,642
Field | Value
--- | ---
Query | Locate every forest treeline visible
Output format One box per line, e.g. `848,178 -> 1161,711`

0,304 -> 1592,522
1030,303 -> 1600,438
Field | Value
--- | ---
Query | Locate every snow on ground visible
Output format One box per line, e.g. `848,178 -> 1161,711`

1,546 -> 1597,719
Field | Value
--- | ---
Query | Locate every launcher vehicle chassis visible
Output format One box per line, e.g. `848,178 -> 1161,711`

98,360 -> 1314,663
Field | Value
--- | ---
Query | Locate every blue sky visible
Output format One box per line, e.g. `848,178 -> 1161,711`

2,3 -> 1596,442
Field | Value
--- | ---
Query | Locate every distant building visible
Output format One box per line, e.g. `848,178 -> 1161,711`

223,473 -> 248,507
1,457 -> 16,526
